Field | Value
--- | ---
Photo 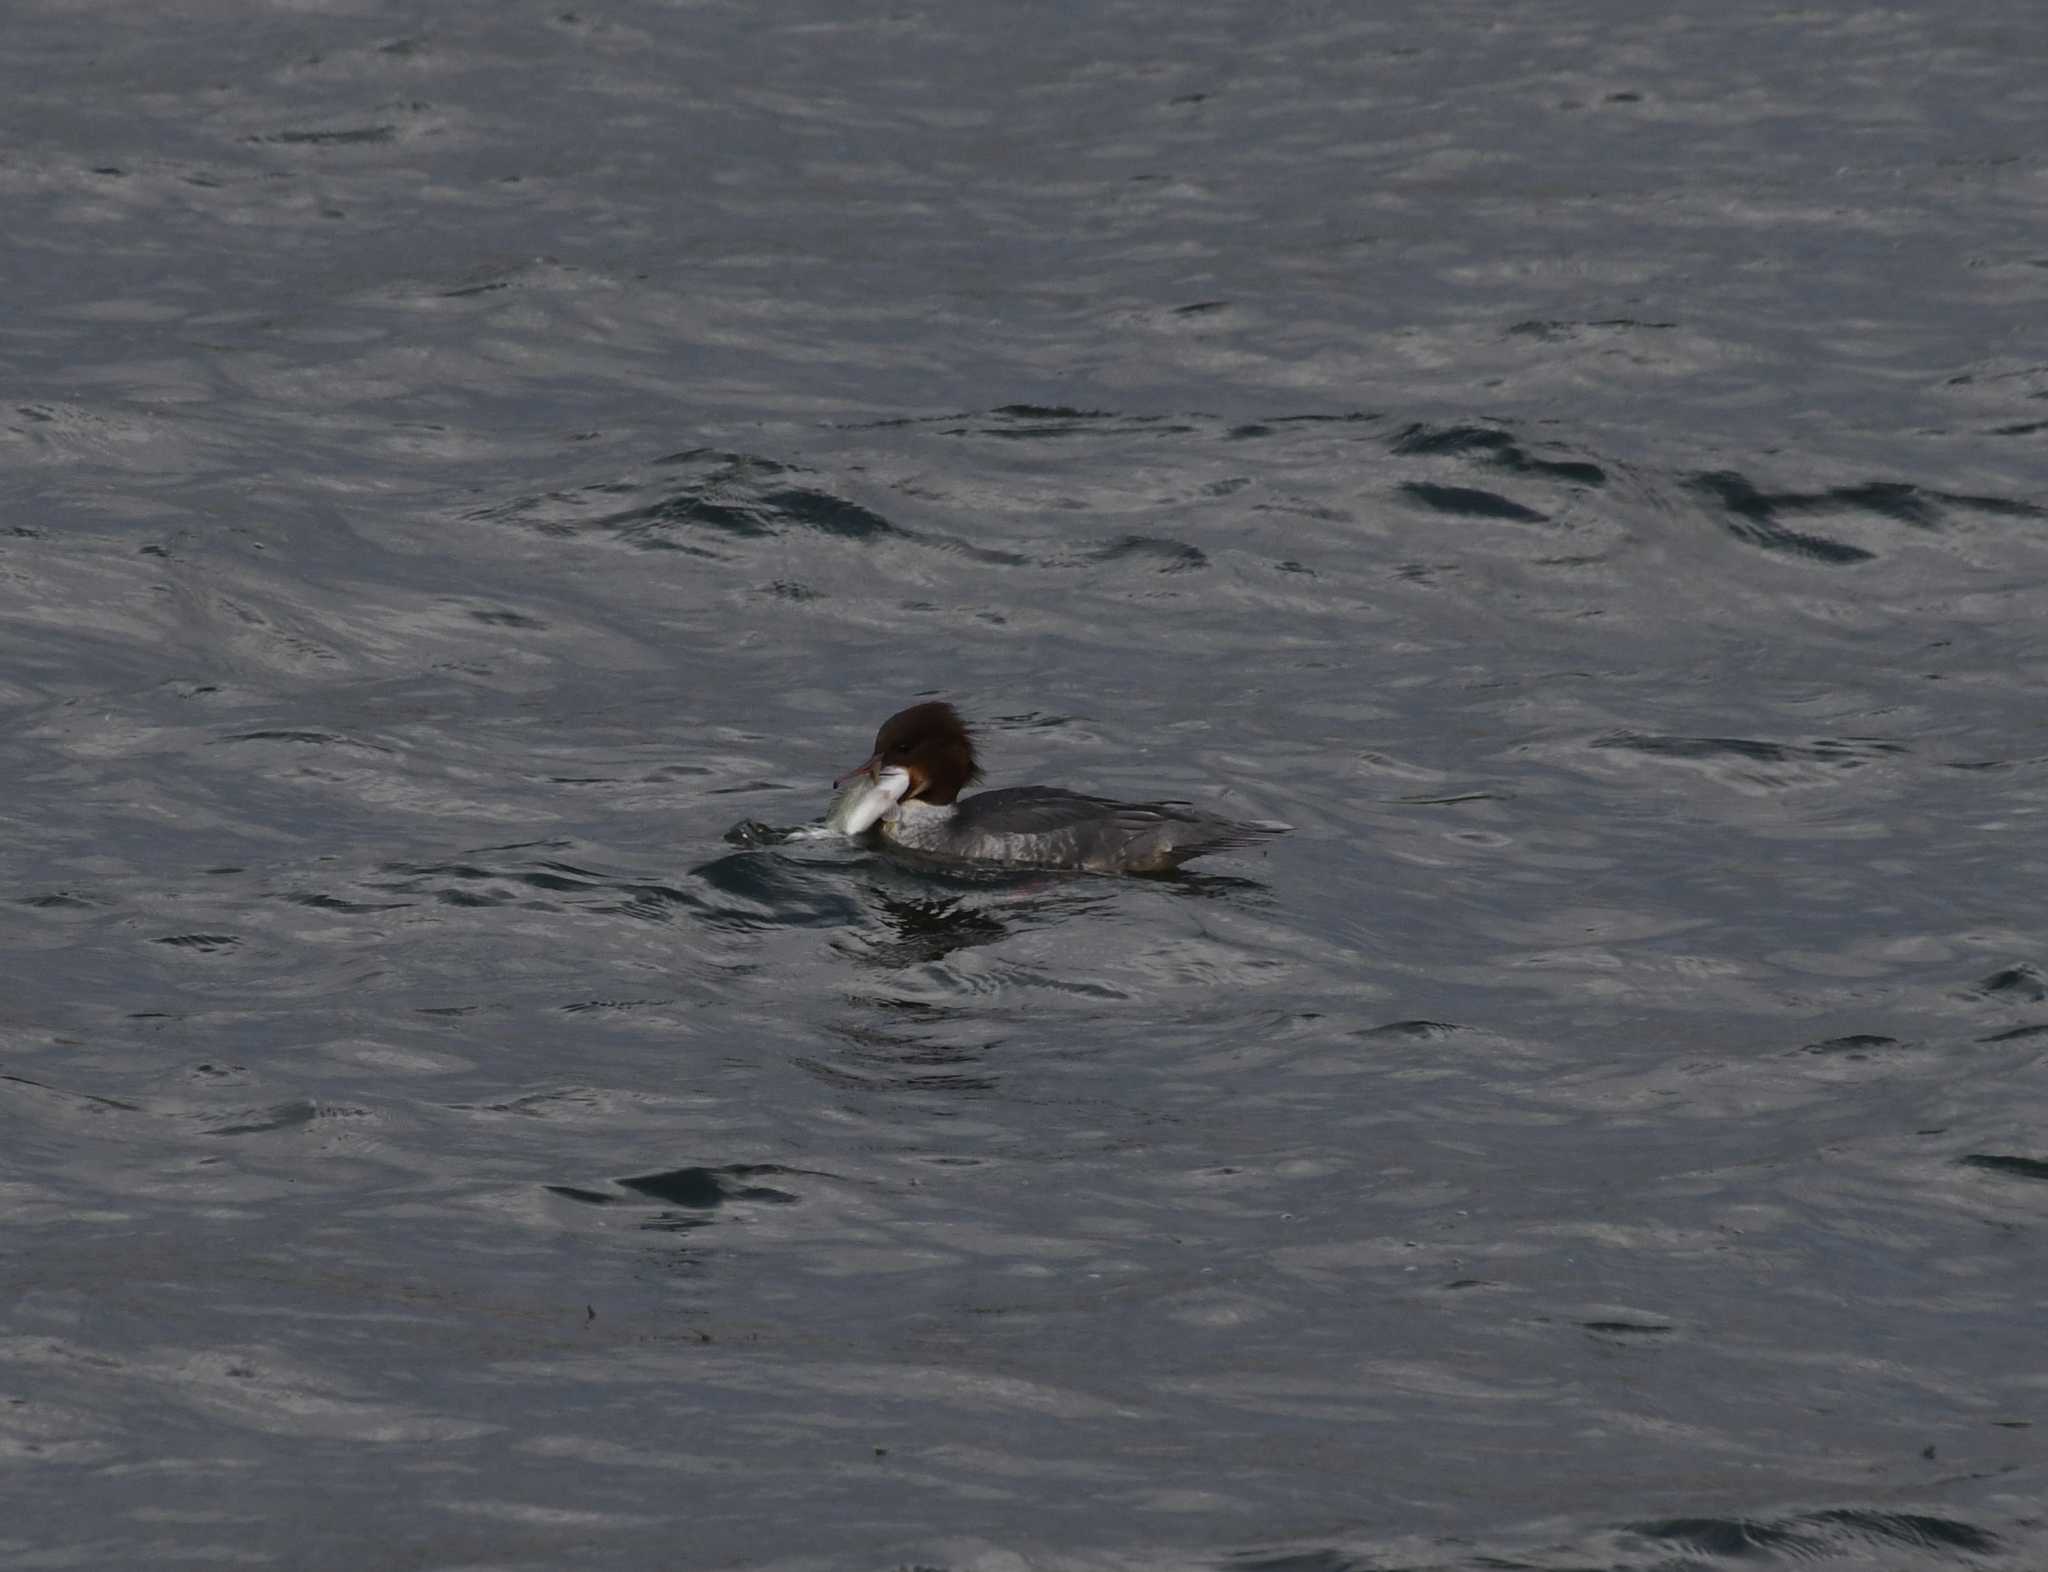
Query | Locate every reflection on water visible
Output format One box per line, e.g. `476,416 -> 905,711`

847,888 -> 1013,971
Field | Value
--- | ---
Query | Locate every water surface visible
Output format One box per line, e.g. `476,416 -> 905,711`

4,1 -> 2046,1567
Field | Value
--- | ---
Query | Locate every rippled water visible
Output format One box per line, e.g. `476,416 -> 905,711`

5,1 -> 2046,1567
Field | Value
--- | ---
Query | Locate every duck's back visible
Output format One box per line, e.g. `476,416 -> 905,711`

923,786 -> 1259,872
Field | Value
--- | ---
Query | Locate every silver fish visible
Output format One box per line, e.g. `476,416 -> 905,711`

823,764 -> 909,836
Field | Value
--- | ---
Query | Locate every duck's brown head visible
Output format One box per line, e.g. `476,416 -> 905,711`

834,700 -> 983,805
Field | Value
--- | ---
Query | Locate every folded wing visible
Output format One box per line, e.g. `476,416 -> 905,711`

962,787 -> 1271,872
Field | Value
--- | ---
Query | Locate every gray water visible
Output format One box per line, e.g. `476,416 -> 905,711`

4,1 -> 2046,1567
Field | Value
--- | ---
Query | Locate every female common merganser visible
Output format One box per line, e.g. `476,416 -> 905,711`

832,701 -> 1271,873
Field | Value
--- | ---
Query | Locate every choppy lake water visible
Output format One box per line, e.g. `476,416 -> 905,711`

5,1 -> 2046,1567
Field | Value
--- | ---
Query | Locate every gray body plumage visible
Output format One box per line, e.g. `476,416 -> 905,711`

881,787 -> 1260,873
